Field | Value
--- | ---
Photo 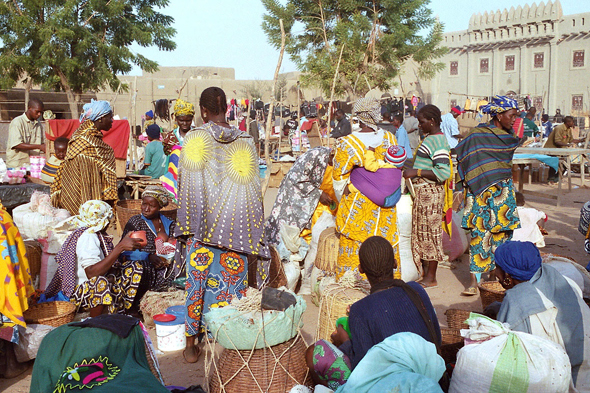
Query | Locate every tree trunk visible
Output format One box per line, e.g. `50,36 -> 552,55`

24,78 -> 33,112
55,68 -> 79,119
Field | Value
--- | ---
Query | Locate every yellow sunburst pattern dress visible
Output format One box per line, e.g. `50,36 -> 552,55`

332,131 -> 401,279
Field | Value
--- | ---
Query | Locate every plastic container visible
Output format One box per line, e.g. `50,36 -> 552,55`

165,305 -> 185,321
153,313 -> 186,352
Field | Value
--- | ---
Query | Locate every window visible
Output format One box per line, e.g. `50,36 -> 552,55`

572,95 -> 583,111
480,58 -> 489,73
534,96 -> 543,112
505,55 -> 515,71
450,61 -> 458,75
573,50 -> 585,67
534,53 -> 544,69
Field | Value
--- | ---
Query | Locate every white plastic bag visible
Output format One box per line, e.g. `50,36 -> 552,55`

14,324 -> 55,362
450,314 -> 572,393
396,195 -> 419,282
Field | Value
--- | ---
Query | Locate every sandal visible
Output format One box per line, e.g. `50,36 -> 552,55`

438,260 -> 456,270
419,281 -> 438,289
461,286 -> 478,296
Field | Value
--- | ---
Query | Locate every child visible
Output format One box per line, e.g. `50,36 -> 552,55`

140,124 -> 168,179
154,229 -> 176,257
41,137 -> 69,183
512,192 -> 547,247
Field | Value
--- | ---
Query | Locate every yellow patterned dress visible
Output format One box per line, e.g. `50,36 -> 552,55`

332,130 -> 401,279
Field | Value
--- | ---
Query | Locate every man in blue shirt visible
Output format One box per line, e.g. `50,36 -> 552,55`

440,106 -> 463,152
391,114 -> 413,160
541,114 -> 553,138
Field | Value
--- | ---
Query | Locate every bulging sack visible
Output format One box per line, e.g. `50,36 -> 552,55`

450,314 -> 571,393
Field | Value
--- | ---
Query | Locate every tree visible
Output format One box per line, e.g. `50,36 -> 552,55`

261,0 -> 446,99
0,0 -> 176,118
241,80 -> 271,101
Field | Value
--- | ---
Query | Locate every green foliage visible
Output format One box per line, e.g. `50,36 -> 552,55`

261,0 -> 447,98
0,0 -> 176,95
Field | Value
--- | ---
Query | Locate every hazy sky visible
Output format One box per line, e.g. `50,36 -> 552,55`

129,0 -> 588,80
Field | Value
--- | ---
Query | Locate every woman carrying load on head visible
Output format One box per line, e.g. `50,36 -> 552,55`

332,97 -> 401,280
51,100 -> 117,215
175,87 -> 269,363
455,95 -> 521,295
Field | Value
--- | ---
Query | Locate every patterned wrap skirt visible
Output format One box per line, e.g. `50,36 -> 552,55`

71,261 -> 144,314
185,239 -> 248,337
311,339 -> 352,390
461,179 -> 520,273
411,180 -> 445,273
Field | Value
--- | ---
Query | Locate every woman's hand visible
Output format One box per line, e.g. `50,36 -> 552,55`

330,326 -> 350,347
118,233 -> 142,252
403,168 -> 418,179
319,191 -> 333,206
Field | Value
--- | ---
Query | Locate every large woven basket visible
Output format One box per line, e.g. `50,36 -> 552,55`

444,309 -> 472,330
24,240 -> 43,283
440,328 -> 464,365
316,284 -> 366,341
209,335 -> 308,393
116,199 -> 178,228
23,301 -> 76,327
478,281 -> 506,310
315,227 -> 339,273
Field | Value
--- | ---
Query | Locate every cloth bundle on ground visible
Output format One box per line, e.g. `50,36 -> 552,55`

203,287 -> 306,350
336,332 -> 445,393
30,316 -> 167,393
449,314 -> 571,393
12,191 -> 71,240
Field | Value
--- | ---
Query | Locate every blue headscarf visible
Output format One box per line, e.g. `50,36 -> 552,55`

146,124 -> 161,140
80,99 -> 112,122
494,241 -> 542,281
480,95 -> 519,116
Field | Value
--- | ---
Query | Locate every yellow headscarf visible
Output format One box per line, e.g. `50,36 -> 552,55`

174,99 -> 195,117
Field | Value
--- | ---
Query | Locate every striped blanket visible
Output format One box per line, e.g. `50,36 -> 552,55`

456,124 -> 520,197
160,145 -> 181,200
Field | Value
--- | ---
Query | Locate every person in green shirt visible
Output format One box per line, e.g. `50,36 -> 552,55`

522,108 -> 539,138
140,124 -> 168,179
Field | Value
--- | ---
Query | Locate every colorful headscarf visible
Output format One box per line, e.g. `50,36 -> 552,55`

64,200 -> 113,234
173,99 -> 195,117
142,185 -> 170,207
353,97 -> 382,131
494,241 -> 542,281
480,95 -> 519,116
79,99 -> 113,122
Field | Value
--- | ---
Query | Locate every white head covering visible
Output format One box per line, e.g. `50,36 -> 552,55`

64,200 -> 113,234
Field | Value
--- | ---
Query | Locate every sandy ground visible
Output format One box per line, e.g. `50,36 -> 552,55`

2,180 -> 589,392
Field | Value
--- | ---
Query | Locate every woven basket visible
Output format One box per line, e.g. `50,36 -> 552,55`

478,281 -> 506,310
23,301 -> 76,327
24,240 -> 43,282
209,335 -> 308,393
116,199 -> 178,229
444,309 -> 472,330
315,227 -> 339,273
267,245 -> 288,289
316,284 -> 366,341
440,328 -> 464,365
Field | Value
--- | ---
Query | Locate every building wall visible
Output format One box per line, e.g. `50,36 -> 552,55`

430,0 -> 590,117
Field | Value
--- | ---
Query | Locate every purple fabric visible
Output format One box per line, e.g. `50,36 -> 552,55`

350,167 -> 402,207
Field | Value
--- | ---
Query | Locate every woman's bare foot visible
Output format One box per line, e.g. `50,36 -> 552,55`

183,344 -> 202,363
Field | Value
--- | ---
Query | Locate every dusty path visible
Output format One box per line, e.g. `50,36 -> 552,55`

2,182 -> 589,392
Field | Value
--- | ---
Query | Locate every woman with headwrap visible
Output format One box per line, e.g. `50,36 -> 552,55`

455,95 -> 521,295
51,100 -> 117,215
44,200 -> 149,317
176,87 -> 268,363
161,99 -> 195,155
494,241 -> 590,392
332,97 -> 401,280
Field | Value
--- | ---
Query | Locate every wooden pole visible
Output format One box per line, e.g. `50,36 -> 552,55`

127,78 -> 134,174
131,76 -> 138,172
262,19 -> 286,196
327,44 -> 345,148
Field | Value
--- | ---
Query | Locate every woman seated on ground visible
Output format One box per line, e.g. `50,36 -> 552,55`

493,241 -> 590,392
44,200 -> 153,317
306,236 -> 441,390
122,185 -> 178,288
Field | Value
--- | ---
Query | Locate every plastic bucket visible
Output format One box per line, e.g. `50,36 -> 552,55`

153,313 -> 186,352
165,305 -> 185,321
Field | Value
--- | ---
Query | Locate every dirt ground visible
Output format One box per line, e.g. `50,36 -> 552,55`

2,180 -> 589,392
